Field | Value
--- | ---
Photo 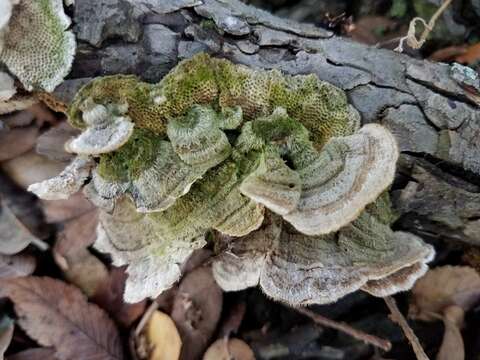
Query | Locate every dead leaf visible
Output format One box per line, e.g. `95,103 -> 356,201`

92,266 -> 147,328
0,173 -> 51,241
1,150 -> 66,189
0,254 -> 36,278
429,45 -> 468,62
348,16 -> 403,46
436,305 -> 464,360
137,310 -> 182,360
0,276 -> 124,360
218,301 -> 246,338
36,122 -> 78,162
7,348 -> 56,360
409,266 -> 480,321
41,192 -> 94,224
171,266 -> 223,360
455,43 -> 480,65
0,202 -> 39,255
203,339 -> 255,360
0,316 -> 14,360
53,210 -> 109,298
0,126 -> 39,162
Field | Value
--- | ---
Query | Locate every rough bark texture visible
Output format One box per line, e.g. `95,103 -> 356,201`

59,0 -> 480,246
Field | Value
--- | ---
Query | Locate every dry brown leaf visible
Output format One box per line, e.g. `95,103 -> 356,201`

0,202 -> 40,255
0,126 -> 39,162
1,150 -> 66,189
53,210 -> 108,297
436,305 -> 464,360
6,348 -> 57,360
409,266 -> 480,321
0,316 -> 14,360
455,43 -> 480,65
171,267 -> 223,360
36,121 -> 78,162
138,310 -> 182,360
203,339 -> 255,360
0,254 -> 36,278
92,266 -> 147,328
428,45 -> 468,62
41,191 -> 94,224
0,276 -> 124,360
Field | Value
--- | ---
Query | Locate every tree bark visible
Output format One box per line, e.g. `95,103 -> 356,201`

60,0 -> 480,246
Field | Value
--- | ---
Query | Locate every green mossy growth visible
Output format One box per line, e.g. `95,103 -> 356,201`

97,128 -> 162,182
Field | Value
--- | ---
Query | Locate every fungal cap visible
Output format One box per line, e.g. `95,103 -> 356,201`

28,156 -> 94,200
283,123 -> 399,235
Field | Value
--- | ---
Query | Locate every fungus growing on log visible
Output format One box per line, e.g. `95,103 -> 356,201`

29,53 -> 434,304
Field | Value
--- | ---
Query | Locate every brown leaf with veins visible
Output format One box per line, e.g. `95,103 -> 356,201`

171,267 -> 223,360
7,348 -> 56,360
0,276 -> 124,360
0,254 -> 36,278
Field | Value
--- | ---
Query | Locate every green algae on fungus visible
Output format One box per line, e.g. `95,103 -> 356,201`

97,128 -> 164,182
29,53 -> 434,304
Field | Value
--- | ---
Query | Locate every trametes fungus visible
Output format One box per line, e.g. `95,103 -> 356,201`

29,53 -> 435,303
0,0 -> 75,92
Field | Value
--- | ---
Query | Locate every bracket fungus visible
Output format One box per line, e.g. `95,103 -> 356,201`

0,0 -> 75,92
29,53 -> 434,304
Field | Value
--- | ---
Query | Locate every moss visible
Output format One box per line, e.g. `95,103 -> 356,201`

97,128 -> 162,182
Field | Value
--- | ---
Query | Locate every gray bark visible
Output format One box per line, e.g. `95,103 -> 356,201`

61,0 -> 480,246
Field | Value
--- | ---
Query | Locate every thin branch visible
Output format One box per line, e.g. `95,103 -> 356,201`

384,296 -> 430,360
395,0 -> 453,52
295,307 -> 392,352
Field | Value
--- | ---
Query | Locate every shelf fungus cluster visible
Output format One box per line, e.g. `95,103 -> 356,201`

0,0 -> 75,94
29,53 -> 435,304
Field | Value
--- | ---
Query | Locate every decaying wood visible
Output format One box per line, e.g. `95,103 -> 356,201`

58,0 -> 480,247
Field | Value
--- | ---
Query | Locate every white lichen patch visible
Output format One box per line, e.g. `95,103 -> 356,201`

0,0 -> 76,91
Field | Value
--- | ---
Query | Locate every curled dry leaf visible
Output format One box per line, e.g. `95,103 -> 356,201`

6,348 -> 56,360
0,202 -> 38,255
0,316 -> 14,360
136,310 -> 182,360
54,210 -> 109,298
0,276 -> 124,360
409,266 -> 480,321
171,267 -> 223,360
0,254 -> 36,278
203,339 -> 255,360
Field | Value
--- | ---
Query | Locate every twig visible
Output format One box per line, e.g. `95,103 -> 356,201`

296,307 -> 392,352
395,0 -> 453,52
134,298 -> 160,337
384,296 -> 430,360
